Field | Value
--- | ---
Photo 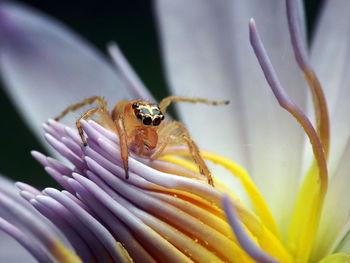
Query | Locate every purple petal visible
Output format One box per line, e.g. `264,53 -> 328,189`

0,217 -> 54,263
222,195 -> 279,263
0,231 -> 36,263
0,2 -> 131,150
107,42 -> 155,101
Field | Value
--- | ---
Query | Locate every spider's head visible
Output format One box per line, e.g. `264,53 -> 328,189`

132,102 -> 165,126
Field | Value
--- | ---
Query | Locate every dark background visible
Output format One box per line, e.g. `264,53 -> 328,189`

0,0 -> 321,188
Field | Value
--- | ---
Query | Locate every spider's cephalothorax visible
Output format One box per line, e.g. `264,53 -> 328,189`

55,95 -> 229,186
132,102 -> 165,126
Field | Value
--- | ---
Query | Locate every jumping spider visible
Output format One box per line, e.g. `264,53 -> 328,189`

55,96 -> 229,186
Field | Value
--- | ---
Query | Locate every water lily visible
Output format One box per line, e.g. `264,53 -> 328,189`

0,0 -> 349,263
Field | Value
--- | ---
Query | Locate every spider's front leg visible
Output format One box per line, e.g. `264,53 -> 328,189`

54,96 -> 109,146
152,121 -> 214,187
55,96 -> 109,121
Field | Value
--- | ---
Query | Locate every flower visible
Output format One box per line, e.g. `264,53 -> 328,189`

0,1 -> 349,263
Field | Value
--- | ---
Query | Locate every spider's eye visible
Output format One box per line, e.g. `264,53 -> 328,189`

153,117 -> 161,126
132,103 -> 139,109
143,117 -> 152,125
161,115 -> 165,120
136,114 -> 142,119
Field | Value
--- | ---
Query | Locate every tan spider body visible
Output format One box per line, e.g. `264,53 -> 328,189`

55,96 -> 229,187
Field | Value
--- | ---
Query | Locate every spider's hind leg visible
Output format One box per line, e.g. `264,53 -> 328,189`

153,121 -> 214,186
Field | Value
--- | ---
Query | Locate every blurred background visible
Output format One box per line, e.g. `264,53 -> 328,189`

0,0 -> 321,187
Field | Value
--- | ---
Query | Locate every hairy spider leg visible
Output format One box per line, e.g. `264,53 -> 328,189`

115,117 -> 130,179
152,121 -> 214,186
54,96 -> 110,146
75,108 -> 100,146
158,95 -> 229,114
54,96 -> 109,121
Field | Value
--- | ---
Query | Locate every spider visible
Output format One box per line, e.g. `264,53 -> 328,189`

54,96 -> 229,186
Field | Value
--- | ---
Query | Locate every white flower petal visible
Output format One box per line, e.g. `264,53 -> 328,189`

311,138 -> 350,261
155,0 -> 307,236
310,0 -> 350,174
0,2 -> 131,147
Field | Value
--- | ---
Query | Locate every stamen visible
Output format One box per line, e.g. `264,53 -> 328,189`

49,240 -> 83,263
286,0 -> 330,157
160,148 -> 292,262
160,149 -> 280,239
249,18 -> 327,195
249,18 -> 328,262
30,198 -> 94,262
201,151 -> 281,239
222,195 -> 279,263
43,188 -> 130,263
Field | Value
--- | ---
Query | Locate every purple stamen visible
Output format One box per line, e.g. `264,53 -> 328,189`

44,167 -> 75,193
30,198 -> 93,262
44,133 -> 86,169
286,0 -> 309,71
249,18 -> 327,194
67,178 -> 156,262
286,0 -> 330,156
43,187 -> 127,262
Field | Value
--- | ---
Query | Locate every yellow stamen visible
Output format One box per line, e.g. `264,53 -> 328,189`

160,151 -> 292,262
286,67 -> 330,263
116,242 -> 134,263
160,150 -> 280,239
287,161 -> 325,262
49,240 -> 82,263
